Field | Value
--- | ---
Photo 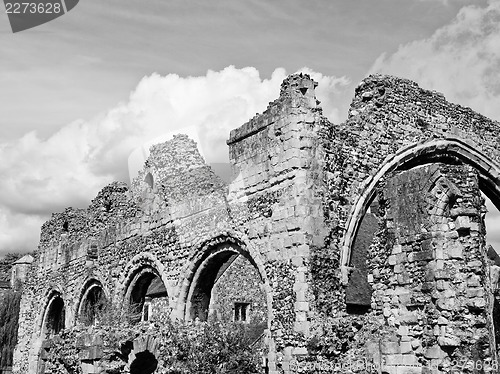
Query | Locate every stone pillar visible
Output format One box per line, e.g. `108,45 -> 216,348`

227,73 -> 327,373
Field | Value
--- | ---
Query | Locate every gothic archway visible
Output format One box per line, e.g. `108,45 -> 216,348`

341,138 -> 500,272
341,139 -> 500,364
125,266 -> 168,323
41,292 -> 65,339
77,280 -> 107,326
179,236 -> 269,349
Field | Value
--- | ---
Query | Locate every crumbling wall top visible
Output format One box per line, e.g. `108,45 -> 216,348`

39,207 -> 88,249
87,181 -> 138,231
350,74 -> 500,132
227,73 -> 320,145
147,134 -> 207,178
131,134 -> 225,203
342,74 -> 500,165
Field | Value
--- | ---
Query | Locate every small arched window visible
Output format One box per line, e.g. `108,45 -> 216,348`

127,269 -> 167,324
43,293 -> 65,338
87,243 -> 98,260
79,284 -> 106,326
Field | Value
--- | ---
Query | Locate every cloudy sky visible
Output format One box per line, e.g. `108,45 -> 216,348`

0,0 -> 499,256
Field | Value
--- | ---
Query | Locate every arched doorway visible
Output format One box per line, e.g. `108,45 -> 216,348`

42,292 -> 65,339
126,267 -> 168,323
184,242 -> 268,343
126,336 -> 160,374
341,139 -> 500,366
78,281 -> 107,326
37,292 -> 66,373
130,350 -> 158,374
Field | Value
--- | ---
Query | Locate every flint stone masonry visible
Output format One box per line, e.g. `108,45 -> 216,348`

210,254 -> 267,326
12,73 -> 500,374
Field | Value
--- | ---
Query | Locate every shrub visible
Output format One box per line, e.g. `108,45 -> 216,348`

159,320 -> 262,374
40,319 -> 263,374
0,289 -> 21,369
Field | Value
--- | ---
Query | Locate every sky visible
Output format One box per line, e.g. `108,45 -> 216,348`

0,0 -> 499,256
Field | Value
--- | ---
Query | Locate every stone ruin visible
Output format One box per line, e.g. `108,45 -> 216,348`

10,72 -> 500,373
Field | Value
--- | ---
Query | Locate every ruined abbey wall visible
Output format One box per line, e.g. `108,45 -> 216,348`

13,73 -> 500,374
311,75 -> 500,373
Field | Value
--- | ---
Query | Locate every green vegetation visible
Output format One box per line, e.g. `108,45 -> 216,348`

160,320 -> 263,374
0,289 -> 21,369
43,320 -> 263,374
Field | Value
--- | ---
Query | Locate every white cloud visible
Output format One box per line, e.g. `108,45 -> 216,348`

369,0 -> 500,121
0,210 -> 45,255
87,66 -> 289,178
0,66 -> 346,255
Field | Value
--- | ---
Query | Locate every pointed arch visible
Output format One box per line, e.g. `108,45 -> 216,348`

41,290 -> 65,339
427,174 -> 461,219
175,234 -> 271,324
341,138 -> 500,278
119,252 -> 170,323
76,278 -> 108,326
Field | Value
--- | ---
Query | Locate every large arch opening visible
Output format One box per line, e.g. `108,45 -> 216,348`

345,196 -> 380,314
342,139 -> 500,270
342,139 -> 500,362
184,242 -> 268,343
188,250 -> 236,322
125,267 -> 168,324
42,293 -> 65,339
78,281 -> 107,326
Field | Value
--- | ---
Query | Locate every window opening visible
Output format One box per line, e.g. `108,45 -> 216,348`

234,302 -> 250,322
144,173 -> 154,189
87,244 -> 98,260
142,297 -> 151,322
44,295 -> 65,338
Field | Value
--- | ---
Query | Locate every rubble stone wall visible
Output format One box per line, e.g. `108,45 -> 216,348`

311,75 -> 500,372
360,163 -> 490,371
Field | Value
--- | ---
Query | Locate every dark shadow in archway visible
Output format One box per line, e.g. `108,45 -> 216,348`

128,269 -> 167,324
346,198 -> 379,314
130,350 -> 158,374
186,243 -> 268,341
80,284 -> 106,326
43,294 -> 65,338
189,251 -> 237,321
